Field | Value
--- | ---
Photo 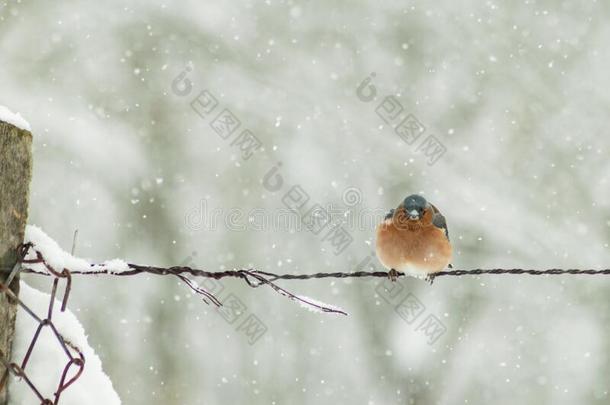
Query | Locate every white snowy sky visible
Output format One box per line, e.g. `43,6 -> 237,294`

1,0 -> 610,404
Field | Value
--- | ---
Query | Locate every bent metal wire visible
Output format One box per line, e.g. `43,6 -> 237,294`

0,243 -> 84,405
3,240 -> 610,403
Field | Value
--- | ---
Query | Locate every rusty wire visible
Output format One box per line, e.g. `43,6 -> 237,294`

4,240 -> 610,403
26,263 -> 610,282
16,245 -> 610,303
15,243 -> 610,314
19,245 -> 348,315
0,243 -> 85,405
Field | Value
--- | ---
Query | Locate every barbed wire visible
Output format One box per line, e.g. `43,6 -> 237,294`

18,252 -> 610,293
15,242 -> 610,313
23,263 -> 610,282
17,244 -> 351,315
4,240 -> 610,403
0,243 -> 84,405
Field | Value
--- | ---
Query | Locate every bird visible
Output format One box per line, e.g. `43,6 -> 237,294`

376,194 -> 452,282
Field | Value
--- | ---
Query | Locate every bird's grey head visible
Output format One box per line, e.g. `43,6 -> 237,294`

403,194 -> 428,220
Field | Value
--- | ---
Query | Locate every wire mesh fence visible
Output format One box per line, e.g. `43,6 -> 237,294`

0,243 -> 83,405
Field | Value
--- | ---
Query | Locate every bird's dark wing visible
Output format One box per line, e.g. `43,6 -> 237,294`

384,208 -> 395,220
430,204 -> 449,241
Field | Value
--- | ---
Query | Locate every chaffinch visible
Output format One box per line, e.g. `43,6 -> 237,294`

376,194 -> 452,281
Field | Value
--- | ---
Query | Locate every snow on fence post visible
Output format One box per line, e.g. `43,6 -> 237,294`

0,117 -> 32,405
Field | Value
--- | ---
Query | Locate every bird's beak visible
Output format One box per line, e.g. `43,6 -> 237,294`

408,209 -> 419,220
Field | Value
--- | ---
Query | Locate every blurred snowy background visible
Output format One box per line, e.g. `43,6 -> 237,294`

2,0 -> 610,404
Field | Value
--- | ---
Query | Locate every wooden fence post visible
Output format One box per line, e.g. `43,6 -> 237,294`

0,118 -> 33,404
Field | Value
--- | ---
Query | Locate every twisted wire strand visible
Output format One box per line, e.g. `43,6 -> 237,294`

7,242 -> 610,402
29,266 -> 610,281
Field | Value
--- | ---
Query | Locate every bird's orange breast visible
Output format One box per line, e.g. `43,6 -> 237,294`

375,219 -> 452,275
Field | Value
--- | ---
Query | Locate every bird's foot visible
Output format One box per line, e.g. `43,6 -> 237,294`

387,268 -> 399,282
425,274 -> 435,285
